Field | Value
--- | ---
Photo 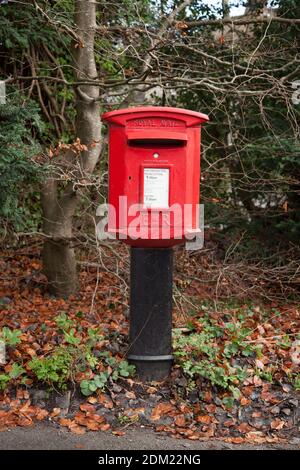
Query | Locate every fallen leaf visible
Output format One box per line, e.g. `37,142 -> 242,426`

237,422 -> 252,433
87,396 -> 98,405
151,403 -> 174,421
146,386 -> 158,394
174,415 -> 186,427
80,403 -> 95,413
50,408 -> 61,417
100,423 -> 110,431
59,418 -> 73,427
203,391 -> 212,403
70,424 -> 86,435
125,391 -> 136,399
223,419 -> 236,427
86,420 -> 101,431
205,404 -> 216,413
225,437 -> 244,444
196,415 -> 212,424
35,408 -> 49,421
98,393 -> 113,409
271,419 -> 285,430
240,396 -> 250,406
112,430 -> 125,436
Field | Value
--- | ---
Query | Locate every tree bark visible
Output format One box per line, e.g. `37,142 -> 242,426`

41,0 -> 101,297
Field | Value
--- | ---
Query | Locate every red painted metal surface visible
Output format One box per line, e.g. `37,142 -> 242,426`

101,106 -> 209,247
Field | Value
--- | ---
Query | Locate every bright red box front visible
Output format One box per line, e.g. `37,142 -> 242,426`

101,106 -> 209,247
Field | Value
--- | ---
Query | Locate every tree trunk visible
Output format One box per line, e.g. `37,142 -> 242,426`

41,0 -> 101,297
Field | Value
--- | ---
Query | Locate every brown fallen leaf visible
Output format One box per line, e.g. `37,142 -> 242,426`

174,415 -> 186,427
59,418 -> 73,427
223,419 -> 236,428
98,393 -> 113,409
35,408 -> 49,421
112,430 -> 125,436
187,433 -> 201,440
87,397 -> 98,405
70,424 -> 86,435
24,347 -> 37,357
80,403 -> 95,413
200,425 -> 215,438
225,437 -> 245,444
195,415 -> 212,425
237,422 -> 252,434
86,420 -> 101,431
240,396 -> 250,406
156,425 -> 176,435
16,414 -> 33,427
203,391 -> 212,403
126,379 -> 135,387
245,431 -> 266,441
151,403 -> 174,421
146,386 -> 158,394
271,419 -> 285,430
100,423 -> 110,432
50,407 -> 61,417
16,389 -> 30,400
74,412 -> 88,426
205,404 -> 216,413
86,413 -> 106,424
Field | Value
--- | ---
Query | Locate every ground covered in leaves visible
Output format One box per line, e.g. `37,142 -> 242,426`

0,242 -> 299,445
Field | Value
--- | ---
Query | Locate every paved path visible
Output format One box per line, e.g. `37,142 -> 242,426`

0,423 -> 299,450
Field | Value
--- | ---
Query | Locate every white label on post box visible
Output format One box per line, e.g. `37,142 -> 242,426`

143,168 -> 169,208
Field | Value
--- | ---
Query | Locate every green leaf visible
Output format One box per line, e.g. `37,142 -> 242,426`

9,363 -> 26,379
1,327 -> 22,346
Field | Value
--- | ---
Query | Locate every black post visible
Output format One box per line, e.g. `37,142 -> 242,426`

127,247 -> 173,381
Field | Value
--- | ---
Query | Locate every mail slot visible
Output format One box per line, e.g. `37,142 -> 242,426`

101,106 -> 209,247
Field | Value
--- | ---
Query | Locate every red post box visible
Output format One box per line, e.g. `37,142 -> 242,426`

101,106 -> 209,381
102,107 -> 209,247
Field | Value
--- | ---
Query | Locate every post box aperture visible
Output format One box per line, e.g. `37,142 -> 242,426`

102,106 -> 209,247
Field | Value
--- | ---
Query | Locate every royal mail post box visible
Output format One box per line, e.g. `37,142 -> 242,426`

102,106 -> 209,247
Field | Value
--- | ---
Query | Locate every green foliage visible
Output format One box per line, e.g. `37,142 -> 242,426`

0,362 -> 27,391
9,362 -> 26,379
0,91 -> 44,233
174,315 -> 256,395
222,396 -> 235,410
0,374 -> 10,391
28,347 -> 73,390
276,335 -> 292,350
294,375 -> 300,391
0,1 -> 70,50
31,314 -> 135,393
80,359 -> 135,396
0,327 -> 22,346
80,372 -> 109,396
63,328 -> 81,346
55,312 -> 75,332
116,360 -> 136,378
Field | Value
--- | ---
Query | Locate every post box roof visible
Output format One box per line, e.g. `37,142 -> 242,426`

102,106 -> 209,127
